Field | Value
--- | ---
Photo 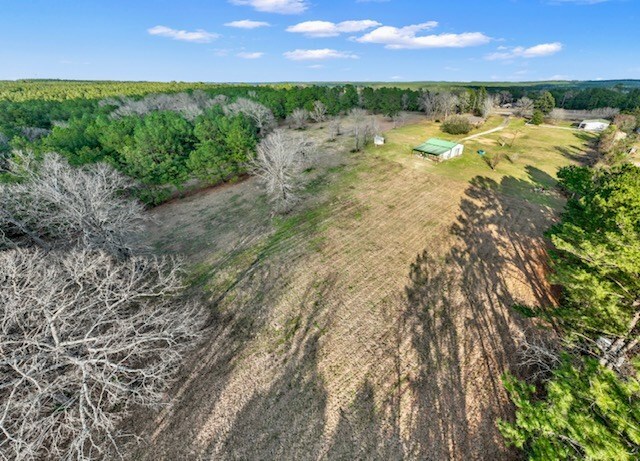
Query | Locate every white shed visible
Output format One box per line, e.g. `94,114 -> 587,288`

374,135 -> 385,146
579,119 -> 610,132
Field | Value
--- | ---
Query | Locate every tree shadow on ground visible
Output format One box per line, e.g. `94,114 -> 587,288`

199,274 -> 337,460
403,252 -> 471,459
127,254 -> 293,460
133,164 -> 565,460
324,378 -> 406,460
555,132 -> 599,166
403,166 -> 560,459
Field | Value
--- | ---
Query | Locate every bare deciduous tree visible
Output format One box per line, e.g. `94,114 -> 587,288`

349,108 -> 376,152
436,92 -> 459,119
559,90 -> 575,108
20,127 -> 50,142
497,90 -> 513,105
106,92 -> 222,121
0,131 -> 8,148
224,98 -> 276,136
310,101 -> 327,123
548,108 -> 565,121
483,151 -> 504,170
419,91 -> 459,119
250,129 -> 312,213
327,117 -> 342,141
418,92 -> 438,119
0,152 -> 145,257
287,108 -> 309,130
480,95 -> 496,118
401,93 -> 411,111
514,97 -> 534,118
517,334 -> 562,382
392,112 -> 409,128
0,248 -> 204,461
591,107 -> 620,119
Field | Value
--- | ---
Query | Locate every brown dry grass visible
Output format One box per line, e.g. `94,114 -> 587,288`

127,115 -> 589,460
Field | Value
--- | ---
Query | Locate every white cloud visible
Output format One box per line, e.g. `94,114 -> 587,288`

307,64 -> 325,69
283,49 -> 359,60
230,0 -> 307,14
287,20 -> 381,37
224,19 -> 270,29
356,22 -> 490,49
148,25 -> 219,43
485,42 -> 563,60
237,51 -> 264,59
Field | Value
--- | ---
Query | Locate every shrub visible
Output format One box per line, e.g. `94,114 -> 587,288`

441,115 -> 472,135
484,152 -> 504,170
531,110 -> 544,125
613,114 -> 637,133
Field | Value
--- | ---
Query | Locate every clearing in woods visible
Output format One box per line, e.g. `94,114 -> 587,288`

132,115 -> 596,460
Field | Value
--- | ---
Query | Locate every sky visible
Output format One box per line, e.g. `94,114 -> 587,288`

0,0 -> 638,82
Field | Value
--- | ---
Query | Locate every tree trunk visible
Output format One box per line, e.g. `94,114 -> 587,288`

601,303 -> 640,369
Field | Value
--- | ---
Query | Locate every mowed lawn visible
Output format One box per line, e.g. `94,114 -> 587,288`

135,116 -> 597,461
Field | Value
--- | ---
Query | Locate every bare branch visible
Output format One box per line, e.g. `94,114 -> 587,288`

0,152 -> 145,257
224,98 -> 276,136
287,108 -> 309,130
0,248 -> 205,460
517,333 -> 562,382
250,129 -> 312,213
310,101 -> 327,123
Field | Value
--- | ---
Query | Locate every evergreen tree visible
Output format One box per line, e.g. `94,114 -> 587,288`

500,356 -> 640,461
531,110 -> 545,125
535,91 -> 556,114
548,165 -> 640,357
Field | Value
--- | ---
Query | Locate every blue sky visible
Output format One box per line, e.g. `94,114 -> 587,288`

0,0 -> 638,82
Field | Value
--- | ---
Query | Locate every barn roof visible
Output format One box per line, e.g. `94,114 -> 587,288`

413,138 -> 459,156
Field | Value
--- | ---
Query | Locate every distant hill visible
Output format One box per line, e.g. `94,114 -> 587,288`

274,80 -> 640,91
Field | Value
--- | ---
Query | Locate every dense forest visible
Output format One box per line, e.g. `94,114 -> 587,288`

2,79 -> 640,204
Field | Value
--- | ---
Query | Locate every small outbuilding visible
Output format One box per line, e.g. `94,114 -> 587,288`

579,119 -> 610,132
374,135 -> 385,146
413,138 -> 464,161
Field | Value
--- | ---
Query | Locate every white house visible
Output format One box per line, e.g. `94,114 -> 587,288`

579,119 -> 610,131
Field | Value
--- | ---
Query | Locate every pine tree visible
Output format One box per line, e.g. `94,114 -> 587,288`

500,356 -> 640,461
548,165 -> 640,365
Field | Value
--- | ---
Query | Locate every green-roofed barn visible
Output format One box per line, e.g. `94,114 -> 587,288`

413,138 -> 464,161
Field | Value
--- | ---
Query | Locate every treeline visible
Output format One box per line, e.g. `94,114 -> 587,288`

0,80 -> 216,102
0,85 -> 406,204
2,81 -> 640,205
500,157 -> 640,458
460,83 -> 640,111
40,98 -> 260,203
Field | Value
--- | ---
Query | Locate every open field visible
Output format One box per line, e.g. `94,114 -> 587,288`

131,115 -> 597,460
